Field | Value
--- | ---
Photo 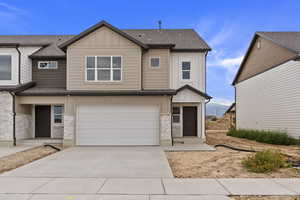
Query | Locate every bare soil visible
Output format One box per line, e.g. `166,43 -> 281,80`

206,116 -> 231,130
0,146 -> 59,174
166,131 -> 300,178
231,196 -> 300,200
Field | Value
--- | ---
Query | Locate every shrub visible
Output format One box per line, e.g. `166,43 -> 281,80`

242,149 -> 289,173
227,129 -> 300,146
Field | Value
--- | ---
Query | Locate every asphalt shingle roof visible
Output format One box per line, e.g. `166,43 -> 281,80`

0,24 -> 210,57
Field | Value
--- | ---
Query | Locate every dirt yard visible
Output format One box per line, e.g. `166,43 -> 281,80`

166,131 -> 300,178
231,196 -> 300,200
0,145 -> 59,174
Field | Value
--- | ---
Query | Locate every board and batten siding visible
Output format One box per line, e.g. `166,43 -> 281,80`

236,60 -> 300,138
66,26 -> 142,90
142,49 -> 170,89
32,59 -> 66,88
170,52 -> 206,91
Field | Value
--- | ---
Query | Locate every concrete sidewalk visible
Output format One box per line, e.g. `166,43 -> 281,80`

0,177 -> 299,199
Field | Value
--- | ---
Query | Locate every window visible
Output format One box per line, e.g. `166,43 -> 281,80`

172,107 -> 180,123
38,61 -> 58,69
86,56 -> 121,81
181,61 -> 191,80
0,55 -> 12,80
53,105 -> 64,124
150,57 -> 160,68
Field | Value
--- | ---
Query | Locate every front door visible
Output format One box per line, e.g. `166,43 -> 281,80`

183,106 -> 197,136
35,105 -> 51,138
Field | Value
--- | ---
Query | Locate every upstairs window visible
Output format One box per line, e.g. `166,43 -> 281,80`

86,56 -> 122,82
53,105 -> 64,124
38,61 -> 58,69
0,55 -> 12,80
150,57 -> 160,68
181,61 -> 191,80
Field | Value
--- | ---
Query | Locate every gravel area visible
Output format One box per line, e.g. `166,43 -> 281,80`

0,146 -> 59,174
166,131 -> 300,178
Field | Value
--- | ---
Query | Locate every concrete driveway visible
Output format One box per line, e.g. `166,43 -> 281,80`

1,147 -> 173,178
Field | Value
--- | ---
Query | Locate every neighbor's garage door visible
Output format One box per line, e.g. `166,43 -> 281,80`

76,105 -> 159,145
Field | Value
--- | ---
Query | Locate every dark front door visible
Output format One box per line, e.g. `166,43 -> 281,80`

183,106 -> 197,136
35,105 -> 51,138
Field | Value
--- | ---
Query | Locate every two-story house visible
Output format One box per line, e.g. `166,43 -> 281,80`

0,20 -> 211,147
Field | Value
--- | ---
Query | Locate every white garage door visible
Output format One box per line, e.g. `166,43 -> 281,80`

76,105 -> 159,145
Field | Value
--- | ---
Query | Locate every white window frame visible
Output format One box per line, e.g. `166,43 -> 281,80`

181,61 -> 191,81
172,107 -> 181,124
85,56 -> 122,82
0,54 -> 12,81
53,105 -> 64,125
149,57 -> 160,68
38,61 -> 58,69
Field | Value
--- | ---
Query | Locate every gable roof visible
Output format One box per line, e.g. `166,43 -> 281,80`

176,84 -> 212,100
0,20 -> 210,57
123,29 -> 211,51
232,32 -> 300,85
59,20 -> 148,49
224,103 -> 235,114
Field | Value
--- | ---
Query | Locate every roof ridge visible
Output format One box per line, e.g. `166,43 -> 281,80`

123,29 -> 195,31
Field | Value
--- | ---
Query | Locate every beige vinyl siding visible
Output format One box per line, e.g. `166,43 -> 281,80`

67,26 -> 142,90
237,37 -> 296,83
236,60 -> 300,138
142,49 -> 170,89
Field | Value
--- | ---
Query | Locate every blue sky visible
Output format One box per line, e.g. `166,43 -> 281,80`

1,0 -> 300,105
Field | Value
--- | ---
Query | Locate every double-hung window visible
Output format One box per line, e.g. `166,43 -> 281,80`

181,61 -> 191,80
0,55 -> 12,80
86,56 -> 122,82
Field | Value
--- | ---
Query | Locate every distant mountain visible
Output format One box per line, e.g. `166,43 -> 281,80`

206,103 -> 229,117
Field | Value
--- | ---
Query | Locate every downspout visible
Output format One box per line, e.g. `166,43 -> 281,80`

16,45 -> 21,84
203,51 -> 209,141
170,95 -> 173,146
10,44 -> 21,146
141,48 -> 144,90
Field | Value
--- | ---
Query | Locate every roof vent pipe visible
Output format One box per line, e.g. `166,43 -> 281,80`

158,20 -> 162,31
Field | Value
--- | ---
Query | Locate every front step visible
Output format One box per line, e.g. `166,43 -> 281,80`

17,138 -> 63,146
173,137 -> 203,144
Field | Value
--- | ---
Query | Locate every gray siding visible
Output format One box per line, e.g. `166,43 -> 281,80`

236,60 -> 300,138
32,59 -> 66,88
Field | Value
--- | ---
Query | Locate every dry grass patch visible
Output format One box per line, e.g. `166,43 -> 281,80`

231,196 -> 300,200
0,146 -> 59,173
166,131 -> 300,178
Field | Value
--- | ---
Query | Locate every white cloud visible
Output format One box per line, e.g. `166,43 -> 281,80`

209,26 -> 234,47
210,97 -> 233,106
0,2 -> 29,33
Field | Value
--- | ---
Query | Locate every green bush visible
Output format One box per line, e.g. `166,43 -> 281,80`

227,129 -> 300,146
242,149 -> 289,173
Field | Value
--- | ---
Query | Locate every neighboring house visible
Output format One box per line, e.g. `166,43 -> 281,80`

0,20 -> 211,146
224,103 -> 235,128
233,32 -> 300,138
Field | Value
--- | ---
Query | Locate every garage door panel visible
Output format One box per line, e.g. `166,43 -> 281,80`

76,105 -> 159,145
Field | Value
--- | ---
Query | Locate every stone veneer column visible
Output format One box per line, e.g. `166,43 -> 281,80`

63,115 -> 75,147
160,113 -> 172,146
0,92 -> 13,146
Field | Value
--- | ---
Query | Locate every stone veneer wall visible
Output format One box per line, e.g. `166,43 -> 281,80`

16,113 -> 32,139
160,114 -> 172,146
0,92 -> 13,143
63,115 -> 74,147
